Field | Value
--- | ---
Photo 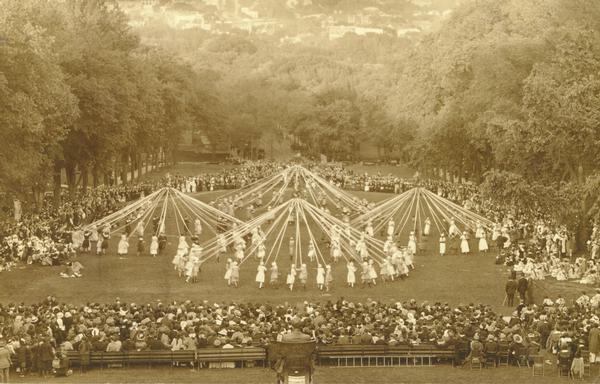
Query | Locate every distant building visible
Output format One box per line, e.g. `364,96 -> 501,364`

328,25 -> 384,40
396,27 -> 421,37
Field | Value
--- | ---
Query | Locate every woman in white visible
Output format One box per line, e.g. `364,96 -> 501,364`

407,231 -> 417,255
475,222 -> 484,239
405,248 -> 414,270
230,261 -> 240,287
217,234 -> 227,262
150,236 -> 159,257
387,219 -> 395,238
460,232 -> 470,255
235,243 -> 244,261
386,257 -> 396,281
135,220 -> 144,237
347,261 -> 356,287
316,264 -> 325,290
185,251 -> 198,283
423,218 -> 431,237
255,261 -> 267,288
117,234 -> 129,257
224,258 -> 233,286
325,265 -> 333,292
439,234 -> 446,256
445,219 -> 456,237
365,221 -> 374,237
307,241 -> 316,262
332,245 -> 341,263
257,243 -> 266,262
286,265 -> 296,291
478,229 -> 488,253
178,236 -> 189,254
194,218 -> 202,236
368,259 -> 378,285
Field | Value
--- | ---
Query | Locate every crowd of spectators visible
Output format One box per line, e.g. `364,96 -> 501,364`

0,294 -> 598,376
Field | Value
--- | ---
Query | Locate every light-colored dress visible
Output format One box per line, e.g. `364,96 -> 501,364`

460,235 -> 470,254
316,266 -> 325,285
255,265 -> 266,283
347,264 -> 356,284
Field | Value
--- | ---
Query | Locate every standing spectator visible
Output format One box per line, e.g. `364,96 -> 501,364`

517,274 -> 528,304
589,324 -> 600,364
78,336 -> 91,373
0,338 -> 11,383
505,276 -> 517,306
38,338 -> 54,378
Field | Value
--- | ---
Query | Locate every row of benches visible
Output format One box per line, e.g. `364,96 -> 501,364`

317,344 -> 457,367
61,344 -> 457,370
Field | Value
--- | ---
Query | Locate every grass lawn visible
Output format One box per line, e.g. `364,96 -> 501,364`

0,163 -> 585,310
10,365 -> 592,384
1,163 -> 592,383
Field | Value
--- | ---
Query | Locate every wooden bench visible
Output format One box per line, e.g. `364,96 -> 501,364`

67,351 -> 126,370
127,350 -> 173,368
195,347 -> 267,368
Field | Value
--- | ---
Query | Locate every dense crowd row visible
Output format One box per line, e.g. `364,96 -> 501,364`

0,294 -> 599,375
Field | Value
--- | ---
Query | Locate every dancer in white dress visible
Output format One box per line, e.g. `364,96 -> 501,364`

117,234 -> 129,257
387,219 -> 395,238
307,241 -> 316,262
298,264 -> 308,290
316,264 -> 325,290
478,230 -> 489,253
423,218 -> 431,236
325,265 -> 332,292
224,258 -> 233,286
150,236 -> 159,257
230,261 -> 240,287
255,261 -> 267,288
439,234 -> 446,256
368,259 -> 378,285
408,231 -> 417,255
365,221 -> 374,237
460,232 -> 470,255
347,261 -> 356,287
287,266 -> 296,291
270,262 -> 279,288
194,218 -> 202,236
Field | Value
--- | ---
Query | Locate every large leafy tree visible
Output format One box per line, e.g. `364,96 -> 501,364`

0,0 -> 78,199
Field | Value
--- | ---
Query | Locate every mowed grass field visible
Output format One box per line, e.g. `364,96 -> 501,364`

0,162 -> 586,311
10,365 -> 590,384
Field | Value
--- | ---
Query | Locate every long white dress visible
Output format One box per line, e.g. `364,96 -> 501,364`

150,236 -> 159,256
460,235 -> 470,254
439,237 -> 446,255
316,266 -> 325,285
423,219 -> 431,236
224,261 -> 232,281
255,265 -> 266,283
368,264 -> 378,279
479,236 -> 488,252
347,263 -> 356,284
117,235 -> 129,255
408,235 -> 417,255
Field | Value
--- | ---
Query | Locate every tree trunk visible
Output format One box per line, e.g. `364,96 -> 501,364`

81,163 -> 89,192
129,153 -> 136,182
137,153 -> 143,180
92,165 -> 99,188
53,161 -> 62,208
120,153 -> 128,185
65,163 -> 77,199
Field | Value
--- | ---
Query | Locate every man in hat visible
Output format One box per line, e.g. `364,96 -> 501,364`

282,318 -> 312,343
505,276 -> 517,306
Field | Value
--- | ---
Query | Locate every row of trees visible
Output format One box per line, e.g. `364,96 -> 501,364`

0,0 -> 222,205
388,0 -> 600,240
